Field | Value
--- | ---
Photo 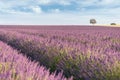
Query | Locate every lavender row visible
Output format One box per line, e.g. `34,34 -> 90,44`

0,27 -> 120,80
14,28 -> 120,54
0,41 -> 72,80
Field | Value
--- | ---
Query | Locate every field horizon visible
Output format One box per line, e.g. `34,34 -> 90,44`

0,24 -> 120,28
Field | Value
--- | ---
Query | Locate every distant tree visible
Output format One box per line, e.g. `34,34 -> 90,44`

111,23 -> 116,25
90,19 -> 97,25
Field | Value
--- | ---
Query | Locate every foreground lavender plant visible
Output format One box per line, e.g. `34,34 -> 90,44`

0,41 -> 72,80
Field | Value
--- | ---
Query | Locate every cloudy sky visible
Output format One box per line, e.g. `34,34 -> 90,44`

0,0 -> 120,25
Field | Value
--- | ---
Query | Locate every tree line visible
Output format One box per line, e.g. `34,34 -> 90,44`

90,19 -> 117,25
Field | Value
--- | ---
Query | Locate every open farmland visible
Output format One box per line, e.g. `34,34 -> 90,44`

0,25 -> 120,80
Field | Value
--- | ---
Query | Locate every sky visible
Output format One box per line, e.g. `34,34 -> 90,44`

0,0 -> 120,25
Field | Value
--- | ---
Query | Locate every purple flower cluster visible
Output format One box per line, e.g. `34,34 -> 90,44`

0,41 -> 72,80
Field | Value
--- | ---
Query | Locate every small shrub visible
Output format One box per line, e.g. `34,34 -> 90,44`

111,23 -> 116,25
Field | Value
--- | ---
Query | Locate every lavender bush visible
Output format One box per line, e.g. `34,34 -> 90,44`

0,41 -> 72,80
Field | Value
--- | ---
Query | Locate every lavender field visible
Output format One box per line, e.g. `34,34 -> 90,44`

0,25 -> 120,80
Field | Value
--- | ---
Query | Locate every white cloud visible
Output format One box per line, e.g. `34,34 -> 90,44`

100,0 -> 114,4
37,0 -> 52,5
58,0 -> 71,5
77,0 -> 120,8
0,0 -> 120,13
31,6 -> 43,14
